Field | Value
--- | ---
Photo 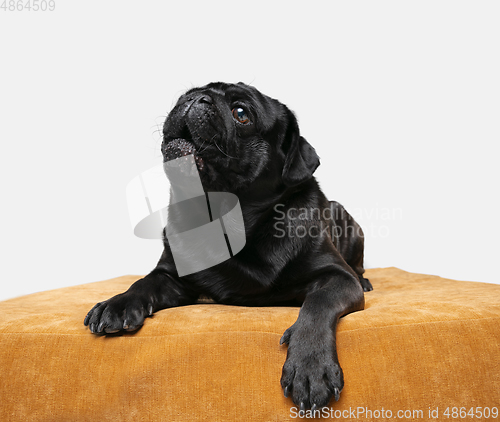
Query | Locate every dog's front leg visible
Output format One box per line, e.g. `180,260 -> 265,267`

280,270 -> 364,411
84,268 -> 198,334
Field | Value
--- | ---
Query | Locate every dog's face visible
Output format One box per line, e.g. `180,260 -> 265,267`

162,82 -> 320,193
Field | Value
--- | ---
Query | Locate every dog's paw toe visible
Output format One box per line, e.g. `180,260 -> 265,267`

84,293 -> 151,335
360,276 -> 373,292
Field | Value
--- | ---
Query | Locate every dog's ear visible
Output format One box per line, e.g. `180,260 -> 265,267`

281,111 -> 320,187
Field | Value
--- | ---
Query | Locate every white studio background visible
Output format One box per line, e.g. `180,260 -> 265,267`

0,1 -> 498,301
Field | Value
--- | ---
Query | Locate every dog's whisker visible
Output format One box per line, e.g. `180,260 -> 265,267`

197,135 -> 211,154
213,139 -> 237,159
198,134 -> 217,154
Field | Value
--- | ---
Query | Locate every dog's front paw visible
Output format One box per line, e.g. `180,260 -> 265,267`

83,292 -> 153,334
280,325 -> 343,411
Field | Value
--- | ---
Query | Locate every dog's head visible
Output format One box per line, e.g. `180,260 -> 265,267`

162,82 -> 320,193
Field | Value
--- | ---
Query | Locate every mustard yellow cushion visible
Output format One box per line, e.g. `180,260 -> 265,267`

0,268 -> 499,421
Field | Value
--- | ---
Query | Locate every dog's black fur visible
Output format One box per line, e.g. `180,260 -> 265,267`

84,82 -> 372,410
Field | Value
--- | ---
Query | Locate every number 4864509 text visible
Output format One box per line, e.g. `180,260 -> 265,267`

1,0 -> 56,11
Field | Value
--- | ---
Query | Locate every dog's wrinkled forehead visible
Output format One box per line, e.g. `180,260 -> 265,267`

179,82 -> 281,132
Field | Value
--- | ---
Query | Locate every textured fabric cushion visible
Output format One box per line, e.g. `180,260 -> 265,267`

0,268 -> 499,421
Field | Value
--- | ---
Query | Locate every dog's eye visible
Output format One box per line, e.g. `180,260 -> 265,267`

232,107 -> 250,124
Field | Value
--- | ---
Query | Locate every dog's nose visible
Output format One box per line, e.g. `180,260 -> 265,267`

196,94 -> 213,105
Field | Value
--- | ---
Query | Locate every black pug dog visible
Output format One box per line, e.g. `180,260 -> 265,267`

84,82 -> 372,411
